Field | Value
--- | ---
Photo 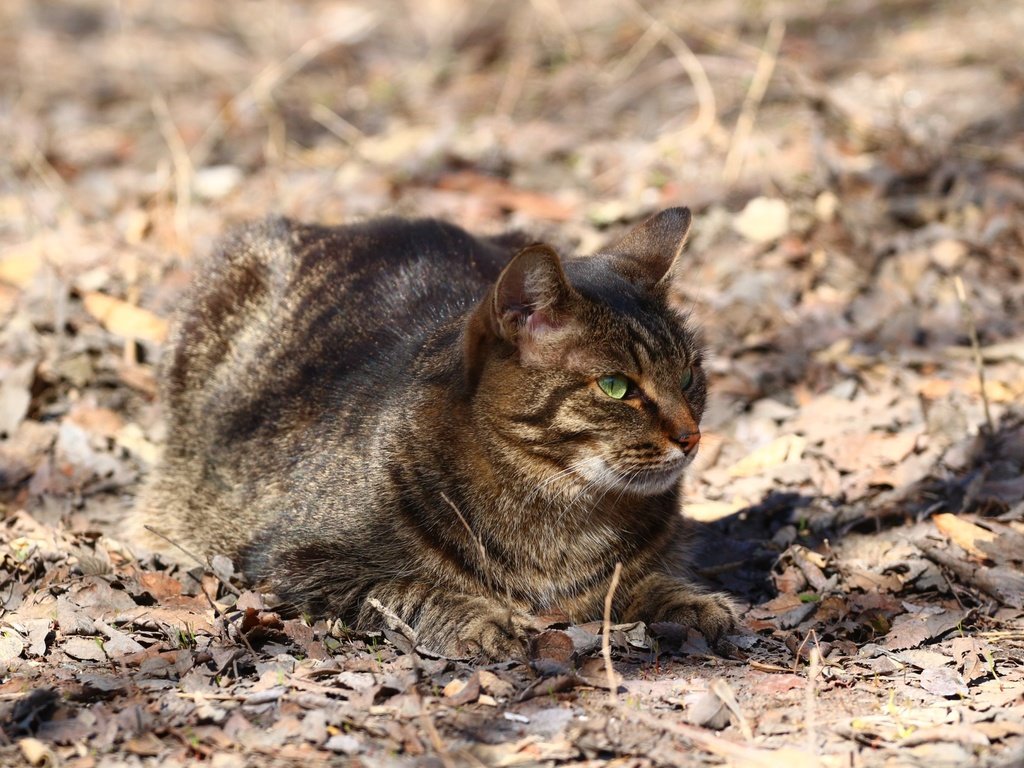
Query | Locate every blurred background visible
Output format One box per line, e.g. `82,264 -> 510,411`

1,0 -> 1022,530
2,5 -> 1024,762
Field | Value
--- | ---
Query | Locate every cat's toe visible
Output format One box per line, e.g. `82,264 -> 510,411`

661,592 -> 738,643
454,614 -> 529,662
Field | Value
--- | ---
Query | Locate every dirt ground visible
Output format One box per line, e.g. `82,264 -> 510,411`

2,0 -> 1024,766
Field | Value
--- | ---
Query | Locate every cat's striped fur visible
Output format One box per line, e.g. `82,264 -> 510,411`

135,208 -> 736,659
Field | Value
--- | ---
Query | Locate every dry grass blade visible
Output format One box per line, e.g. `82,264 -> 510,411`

723,19 -> 785,183
710,678 -> 754,742
602,561 -> 623,702
625,709 -> 822,768
619,0 -> 717,143
954,275 -> 995,434
150,93 -> 193,248
805,646 -> 820,756
367,597 -> 418,645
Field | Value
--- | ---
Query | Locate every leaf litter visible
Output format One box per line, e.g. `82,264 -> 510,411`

2,0 -> 1024,765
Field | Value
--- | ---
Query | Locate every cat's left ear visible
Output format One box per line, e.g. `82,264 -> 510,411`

604,207 -> 692,288
465,243 -> 577,383
491,243 -> 575,345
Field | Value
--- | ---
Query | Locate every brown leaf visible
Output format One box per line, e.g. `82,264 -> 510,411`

951,636 -> 990,683
63,636 -> 106,662
0,243 -> 44,288
66,403 -> 124,438
883,610 -> 968,651
0,629 -> 25,662
919,666 -> 969,697
139,572 -> 185,602
81,291 -> 168,343
443,673 -> 481,706
436,171 -> 576,221
533,629 -> 575,663
933,513 -> 996,559
727,434 -> 806,478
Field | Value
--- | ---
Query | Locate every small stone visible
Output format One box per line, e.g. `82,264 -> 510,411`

324,733 -> 362,755
815,190 -> 839,222
192,165 -> 242,201
19,738 -> 52,767
930,239 -> 967,271
733,197 -> 790,243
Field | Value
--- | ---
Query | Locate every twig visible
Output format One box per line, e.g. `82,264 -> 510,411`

310,103 -> 366,148
619,0 -> 718,143
190,26 -> 373,169
805,645 -> 820,756
953,276 -> 995,434
607,22 -> 663,83
602,562 -> 623,702
495,12 -> 534,118
624,709 -> 820,767
418,714 -> 458,768
710,678 -> 754,742
367,597 -> 418,646
723,19 -> 785,184
150,93 -> 193,249
142,525 -> 207,567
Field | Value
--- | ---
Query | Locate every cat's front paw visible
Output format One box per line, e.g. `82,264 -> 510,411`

450,610 -> 530,662
657,590 -> 738,644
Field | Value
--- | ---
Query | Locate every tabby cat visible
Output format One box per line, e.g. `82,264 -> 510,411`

135,207 -> 736,659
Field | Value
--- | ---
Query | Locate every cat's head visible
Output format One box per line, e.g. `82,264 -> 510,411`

466,207 -> 706,498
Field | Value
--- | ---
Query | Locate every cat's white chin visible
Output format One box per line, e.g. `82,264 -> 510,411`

577,455 -> 690,496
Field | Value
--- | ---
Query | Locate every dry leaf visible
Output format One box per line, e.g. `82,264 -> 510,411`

0,243 -> 44,288
81,291 -> 168,343
728,434 -> 806,478
0,629 -> 25,662
933,513 -> 996,559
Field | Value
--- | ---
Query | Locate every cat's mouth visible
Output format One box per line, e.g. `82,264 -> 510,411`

578,455 -> 691,496
618,459 -> 690,495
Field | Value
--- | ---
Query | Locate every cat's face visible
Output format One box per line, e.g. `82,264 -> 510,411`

468,208 -> 706,498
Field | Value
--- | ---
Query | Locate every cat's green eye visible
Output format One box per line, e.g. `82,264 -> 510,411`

681,366 -> 694,391
598,374 -> 631,400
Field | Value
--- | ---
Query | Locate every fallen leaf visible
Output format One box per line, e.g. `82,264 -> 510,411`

0,243 -> 44,288
883,610 -> 967,651
683,689 -> 730,730
0,361 -> 36,438
728,434 -> 806,478
81,291 -> 168,343
437,171 -> 576,221
63,636 -> 107,662
18,738 -> 53,767
139,572 -> 185,602
533,630 -> 574,663
0,628 -> 25,661
933,513 -> 996,559
443,674 -> 481,706
919,666 -> 969,697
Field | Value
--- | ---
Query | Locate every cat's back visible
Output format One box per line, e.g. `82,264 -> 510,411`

163,216 -> 517,435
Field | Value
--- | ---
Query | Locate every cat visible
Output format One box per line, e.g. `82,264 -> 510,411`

134,207 -> 737,659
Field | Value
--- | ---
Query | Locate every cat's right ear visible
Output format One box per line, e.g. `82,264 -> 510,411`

605,207 -> 692,288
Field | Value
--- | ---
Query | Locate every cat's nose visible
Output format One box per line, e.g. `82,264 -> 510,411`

673,430 -> 701,455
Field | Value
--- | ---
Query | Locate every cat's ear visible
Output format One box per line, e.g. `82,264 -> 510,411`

605,207 -> 692,288
465,243 -> 576,384
492,243 -> 575,344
